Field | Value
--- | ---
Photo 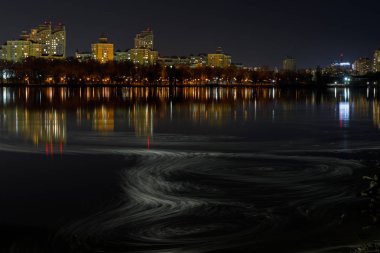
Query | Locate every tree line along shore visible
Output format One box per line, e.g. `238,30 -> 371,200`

1,58 -> 380,87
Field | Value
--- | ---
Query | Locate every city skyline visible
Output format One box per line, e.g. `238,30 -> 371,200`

1,21 -> 380,72
2,2 -> 380,252
0,0 -> 379,68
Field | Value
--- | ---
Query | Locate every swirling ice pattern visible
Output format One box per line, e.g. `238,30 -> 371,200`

55,149 -> 363,253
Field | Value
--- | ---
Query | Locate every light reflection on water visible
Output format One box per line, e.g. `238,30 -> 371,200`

0,87 -> 380,149
1,87 -> 380,252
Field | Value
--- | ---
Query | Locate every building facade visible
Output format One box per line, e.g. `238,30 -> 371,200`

158,56 -> 191,67
374,50 -> 380,73
29,22 -> 66,59
134,28 -> 154,50
128,28 -> 158,65
91,35 -> 114,63
0,22 -> 65,62
283,57 -> 297,72
0,35 -> 42,62
353,57 -> 372,75
158,54 -> 208,68
75,51 -> 92,62
323,62 -> 353,76
207,47 -> 231,68
129,48 -> 158,65
190,54 -> 207,68
114,51 -> 131,62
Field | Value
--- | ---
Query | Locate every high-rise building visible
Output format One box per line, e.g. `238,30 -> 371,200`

128,49 -> 158,65
374,50 -> 380,73
0,22 -> 65,62
51,24 -> 66,57
91,35 -> 114,63
324,61 -> 352,76
128,28 -> 158,65
283,57 -> 297,72
29,22 -> 66,59
207,47 -> 232,68
0,32 -> 42,62
134,28 -> 154,50
353,57 -> 372,75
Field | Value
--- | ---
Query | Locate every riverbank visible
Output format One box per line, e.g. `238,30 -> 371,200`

0,82 -> 378,88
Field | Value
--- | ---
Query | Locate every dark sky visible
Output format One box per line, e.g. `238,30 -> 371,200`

1,0 -> 379,68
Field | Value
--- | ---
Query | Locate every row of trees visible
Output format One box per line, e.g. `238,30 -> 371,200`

0,57 -> 336,86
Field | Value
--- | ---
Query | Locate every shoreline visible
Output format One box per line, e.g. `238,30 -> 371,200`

0,83 -> 378,88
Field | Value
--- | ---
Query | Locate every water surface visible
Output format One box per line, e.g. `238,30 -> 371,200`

1,87 -> 380,252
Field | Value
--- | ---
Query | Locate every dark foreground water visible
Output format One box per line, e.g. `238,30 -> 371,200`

1,86 -> 380,252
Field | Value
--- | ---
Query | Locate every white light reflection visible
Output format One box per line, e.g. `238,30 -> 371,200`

339,102 -> 350,128
170,101 -> 173,121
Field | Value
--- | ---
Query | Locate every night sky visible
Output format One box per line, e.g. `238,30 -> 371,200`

1,0 -> 379,68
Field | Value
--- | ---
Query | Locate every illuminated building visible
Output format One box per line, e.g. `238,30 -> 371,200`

283,57 -> 297,72
207,47 -> 232,68
323,61 -> 353,76
29,22 -> 66,59
374,50 -> 380,73
134,28 -> 154,50
128,29 -> 158,65
353,58 -> 372,75
75,51 -> 92,62
158,54 -> 207,68
0,22 -> 65,61
128,48 -> 158,65
51,24 -> 66,58
1,40 -> 34,62
114,50 -> 131,62
158,56 -> 191,66
190,54 -> 207,68
91,35 -> 114,63
0,32 -> 42,62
